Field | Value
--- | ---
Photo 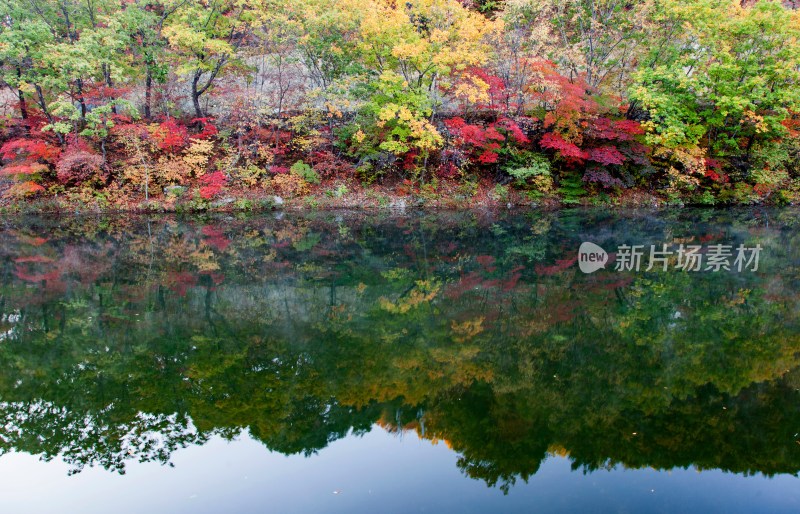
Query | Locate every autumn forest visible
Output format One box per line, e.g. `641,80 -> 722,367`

0,0 -> 799,211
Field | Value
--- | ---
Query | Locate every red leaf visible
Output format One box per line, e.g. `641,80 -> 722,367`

540,133 -> 587,162
587,146 -> 625,166
199,171 -> 227,199
0,138 -> 60,162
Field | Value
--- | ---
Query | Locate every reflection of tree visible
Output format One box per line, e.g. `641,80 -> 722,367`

0,402 -> 206,475
0,209 -> 799,489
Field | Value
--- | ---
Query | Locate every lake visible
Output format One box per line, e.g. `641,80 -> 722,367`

0,208 -> 799,513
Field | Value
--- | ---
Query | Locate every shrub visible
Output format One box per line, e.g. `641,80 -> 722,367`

153,157 -> 189,186
150,119 -> 188,153
491,183 -> 509,201
290,160 -> 320,184
697,189 -> 717,206
0,138 -> 58,198
583,168 -> 625,189
191,118 -> 218,140
556,172 -> 587,204
232,164 -> 268,187
540,132 -> 586,163
507,154 -> 551,186
5,181 -> 45,198
0,138 -> 60,162
310,151 -> 354,179
56,149 -> 107,187
0,163 -> 48,179
355,162 -> 384,184
199,171 -> 227,199
325,183 -> 350,198
183,138 -> 214,177
444,116 -> 530,167
271,173 -> 309,197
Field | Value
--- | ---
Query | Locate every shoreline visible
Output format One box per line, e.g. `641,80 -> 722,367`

1,181 -> 787,216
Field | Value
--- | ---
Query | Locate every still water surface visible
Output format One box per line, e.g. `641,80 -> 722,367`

0,208 -> 799,513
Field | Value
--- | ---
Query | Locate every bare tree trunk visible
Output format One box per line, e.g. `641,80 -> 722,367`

16,67 -> 28,121
17,89 -> 28,121
192,71 -> 204,118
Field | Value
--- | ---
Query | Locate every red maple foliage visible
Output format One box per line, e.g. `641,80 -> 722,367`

703,158 -> 728,183
82,84 -> 131,104
151,119 -> 189,153
587,146 -> 626,166
589,118 -> 644,141
7,181 -> 46,197
535,63 -> 597,137
0,138 -> 60,163
56,149 -> 106,186
192,117 -> 218,139
539,132 -> 587,163
436,160 -> 459,179
444,116 -> 530,166
496,117 -> 530,144
0,163 -> 47,177
199,171 -> 227,199
401,149 -> 419,170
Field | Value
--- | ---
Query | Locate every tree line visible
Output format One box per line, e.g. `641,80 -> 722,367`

1,0 -> 799,206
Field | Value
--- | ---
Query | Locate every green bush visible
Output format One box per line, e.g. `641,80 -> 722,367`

290,160 -> 320,185
505,152 -> 553,198
556,172 -> 586,204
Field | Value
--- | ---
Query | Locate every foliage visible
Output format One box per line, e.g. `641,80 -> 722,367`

151,119 -> 189,153
0,137 -> 59,198
271,173 -> 309,197
631,0 -> 800,175
506,153 -> 553,195
540,132 -> 587,163
0,0 -> 798,206
444,116 -> 530,166
198,171 -> 227,199
309,151 -> 354,179
349,71 -> 443,164
55,148 -> 107,187
0,139 -> 60,163
232,164 -> 269,187
182,138 -> 215,177
556,171 -> 587,204
290,160 -> 320,184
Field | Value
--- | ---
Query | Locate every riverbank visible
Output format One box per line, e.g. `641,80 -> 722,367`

0,183 -> 665,214
1,176 -> 786,215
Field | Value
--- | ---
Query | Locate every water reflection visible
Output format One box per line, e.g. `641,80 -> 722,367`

0,208 -> 799,492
